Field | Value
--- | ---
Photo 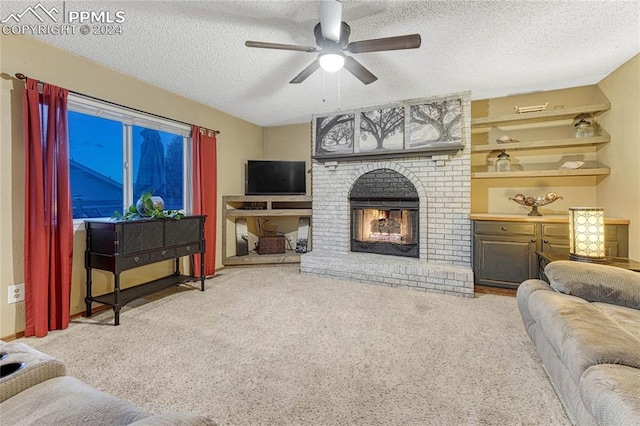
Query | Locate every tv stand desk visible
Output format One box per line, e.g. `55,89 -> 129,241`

84,216 -> 206,325
222,195 -> 312,266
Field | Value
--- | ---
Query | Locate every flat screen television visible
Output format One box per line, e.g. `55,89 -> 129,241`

245,160 -> 306,195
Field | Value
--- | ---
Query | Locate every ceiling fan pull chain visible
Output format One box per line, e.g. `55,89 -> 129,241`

322,71 -> 326,103
337,71 -> 341,109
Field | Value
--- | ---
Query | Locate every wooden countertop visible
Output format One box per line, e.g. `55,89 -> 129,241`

469,213 -> 630,225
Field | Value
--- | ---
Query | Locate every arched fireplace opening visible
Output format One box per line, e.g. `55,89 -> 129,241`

349,169 -> 419,258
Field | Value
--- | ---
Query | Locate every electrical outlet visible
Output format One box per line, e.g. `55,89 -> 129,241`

8,283 -> 25,304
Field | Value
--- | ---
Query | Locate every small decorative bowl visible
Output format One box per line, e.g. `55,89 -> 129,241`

496,135 -> 519,144
509,192 -> 563,216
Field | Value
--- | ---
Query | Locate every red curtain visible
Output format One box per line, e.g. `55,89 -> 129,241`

191,126 -> 217,277
23,79 -> 73,337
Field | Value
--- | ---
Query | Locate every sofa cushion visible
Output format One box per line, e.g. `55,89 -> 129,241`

592,302 -> 640,341
580,364 -> 640,426
545,260 -> 640,310
0,341 -> 66,402
528,290 -> 640,384
0,376 -> 149,425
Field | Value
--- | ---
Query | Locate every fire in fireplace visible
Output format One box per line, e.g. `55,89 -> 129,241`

349,169 -> 419,258
352,206 -> 418,257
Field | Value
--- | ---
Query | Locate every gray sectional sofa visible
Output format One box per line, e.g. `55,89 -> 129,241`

0,341 -> 216,425
517,260 -> 640,425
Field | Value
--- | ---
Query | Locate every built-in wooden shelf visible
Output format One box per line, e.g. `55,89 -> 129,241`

225,209 -> 312,217
470,103 -> 611,129
224,195 -> 312,203
471,131 -> 610,153
471,100 -> 612,181
222,195 -> 312,266
223,195 -> 312,217
471,162 -> 610,179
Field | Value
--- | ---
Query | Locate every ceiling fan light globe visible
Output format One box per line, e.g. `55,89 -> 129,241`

319,52 -> 345,72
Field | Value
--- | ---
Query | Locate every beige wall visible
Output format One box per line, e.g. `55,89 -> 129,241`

264,123 -> 312,194
0,34 -> 264,339
597,53 -> 640,259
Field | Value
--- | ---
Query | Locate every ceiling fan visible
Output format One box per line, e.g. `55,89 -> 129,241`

245,0 -> 421,85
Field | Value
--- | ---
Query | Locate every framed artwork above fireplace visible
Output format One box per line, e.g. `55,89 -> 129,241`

315,113 -> 355,156
312,93 -> 466,162
359,107 -> 404,153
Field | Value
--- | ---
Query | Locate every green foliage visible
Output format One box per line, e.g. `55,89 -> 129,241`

112,191 -> 184,221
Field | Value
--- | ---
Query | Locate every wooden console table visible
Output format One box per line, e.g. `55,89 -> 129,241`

84,216 -> 206,325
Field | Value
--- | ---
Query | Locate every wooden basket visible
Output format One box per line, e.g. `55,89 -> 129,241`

257,236 -> 286,255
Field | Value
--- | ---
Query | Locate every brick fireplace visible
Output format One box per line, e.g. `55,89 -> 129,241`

301,93 -> 474,297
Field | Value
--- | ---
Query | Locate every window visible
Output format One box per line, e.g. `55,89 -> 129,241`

68,111 -> 123,218
67,95 -> 191,219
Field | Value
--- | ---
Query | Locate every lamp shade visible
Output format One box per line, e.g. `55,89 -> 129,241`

318,52 -> 345,72
569,207 -> 605,262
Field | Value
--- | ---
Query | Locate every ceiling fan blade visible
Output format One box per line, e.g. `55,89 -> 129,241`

320,0 -> 342,42
346,34 -> 421,54
343,56 -> 377,85
290,60 -> 321,84
245,41 -> 318,53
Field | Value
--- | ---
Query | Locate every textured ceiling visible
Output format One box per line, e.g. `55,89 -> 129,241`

8,0 -> 640,126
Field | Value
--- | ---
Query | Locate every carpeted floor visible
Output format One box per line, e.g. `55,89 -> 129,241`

19,265 -> 569,425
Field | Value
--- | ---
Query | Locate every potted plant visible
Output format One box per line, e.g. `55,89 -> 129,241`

112,191 -> 184,221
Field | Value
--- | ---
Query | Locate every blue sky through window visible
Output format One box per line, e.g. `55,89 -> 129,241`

69,110 -> 123,183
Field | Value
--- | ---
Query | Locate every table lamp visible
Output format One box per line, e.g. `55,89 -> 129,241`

569,207 -> 606,263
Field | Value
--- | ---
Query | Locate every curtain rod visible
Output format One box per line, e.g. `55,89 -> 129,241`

14,73 -> 220,135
